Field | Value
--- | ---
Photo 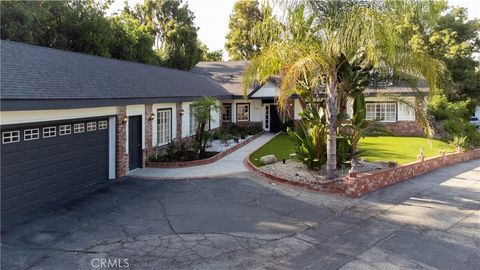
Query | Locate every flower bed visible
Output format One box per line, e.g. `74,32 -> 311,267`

148,132 -> 263,168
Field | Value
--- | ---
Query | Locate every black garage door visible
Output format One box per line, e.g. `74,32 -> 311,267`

1,117 -> 110,225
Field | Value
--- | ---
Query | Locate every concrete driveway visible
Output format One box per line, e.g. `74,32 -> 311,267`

2,159 -> 479,270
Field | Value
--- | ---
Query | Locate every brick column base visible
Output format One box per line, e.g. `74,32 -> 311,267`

116,106 -> 128,177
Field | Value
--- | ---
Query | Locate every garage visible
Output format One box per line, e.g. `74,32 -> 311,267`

1,117 -> 110,224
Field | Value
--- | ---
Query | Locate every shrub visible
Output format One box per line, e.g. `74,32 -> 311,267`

429,95 -> 471,121
443,119 -> 480,147
450,135 -> 469,150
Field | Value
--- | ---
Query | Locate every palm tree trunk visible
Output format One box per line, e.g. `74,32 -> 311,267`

325,68 -> 338,179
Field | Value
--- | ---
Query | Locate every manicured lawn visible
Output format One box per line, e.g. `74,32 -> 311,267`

358,136 -> 455,164
249,133 -> 296,167
249,133 -> 455,166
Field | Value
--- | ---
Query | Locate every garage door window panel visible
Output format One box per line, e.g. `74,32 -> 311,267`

59,125 -> 71,136
98,120 -> 108,130
2,131 -> 20,144
86,122 -> 97,132
24,129 -> 39,141
74,123 -> 85,133
43,127 -> 56,138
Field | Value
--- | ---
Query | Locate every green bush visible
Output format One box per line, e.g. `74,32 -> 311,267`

442,119 -> 480,147
450,135 -> 469,150
429,95 -> 471,121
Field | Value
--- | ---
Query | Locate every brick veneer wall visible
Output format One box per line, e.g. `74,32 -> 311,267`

343,149 -> 480,197
116,106 -> 128,177
383,121 -> 424,136
144,104 -> 153,167
246,148 -> 480,198
176,102 -> 183,139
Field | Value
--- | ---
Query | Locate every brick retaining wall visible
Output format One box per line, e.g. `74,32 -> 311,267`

246,148 -> 480,198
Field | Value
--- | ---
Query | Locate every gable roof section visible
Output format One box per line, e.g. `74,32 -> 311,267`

1,41 -> 232,110
191,61 -> 252,97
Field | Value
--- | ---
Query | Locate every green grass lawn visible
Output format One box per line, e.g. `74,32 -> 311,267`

249,133 -> 455,166
249,133 -> 296,167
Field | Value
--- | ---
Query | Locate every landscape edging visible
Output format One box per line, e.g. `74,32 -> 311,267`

147,132 -> 263,168
245,146 -> 480,198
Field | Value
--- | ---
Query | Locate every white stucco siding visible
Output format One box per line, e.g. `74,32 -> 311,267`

0,106 -> 117,125
249,100 -> 262,122
152,103 -> 177,147
475,105 -> 480,118
294,99 -> 302,120
250,81 -> 279,98
210,100 -> 221,130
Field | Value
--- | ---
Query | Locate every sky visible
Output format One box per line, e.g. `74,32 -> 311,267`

108,0 -> 480,60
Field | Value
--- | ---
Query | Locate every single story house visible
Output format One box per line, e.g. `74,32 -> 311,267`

191,61 -> 428,135
0,41 -> 231,224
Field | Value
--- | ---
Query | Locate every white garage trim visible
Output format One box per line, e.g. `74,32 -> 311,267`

0,107 -> 117,125
108,116 -> 116,179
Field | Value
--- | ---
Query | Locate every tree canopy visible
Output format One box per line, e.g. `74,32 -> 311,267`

1,0 -> 221,70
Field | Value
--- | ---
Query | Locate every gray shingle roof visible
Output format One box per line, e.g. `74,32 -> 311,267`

191,61 -> 252,96
1,40 -> 232,100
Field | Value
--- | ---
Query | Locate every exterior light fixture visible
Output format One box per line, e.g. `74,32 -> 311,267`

148,113 -> 155,122
180,109 -> 185,116
121,117 -> 128,124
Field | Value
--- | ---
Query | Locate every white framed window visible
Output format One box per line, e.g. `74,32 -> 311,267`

74,123 -> 85,133
222,103 -> 232,122
98,120 -> 108,130
2,130 -> 20,144
366,102 -> 396,122
189,106 -> 198,135
157,109 -> 172,145
86,122 -> 97,131
43,126 -> 56,138
59,125 -> 71,136
236,103 -> 250,122
24,128 -> 39,141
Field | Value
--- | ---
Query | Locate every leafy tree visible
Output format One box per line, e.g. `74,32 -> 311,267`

109,14 -> 159,65
244,1 -> 441,179
126,0 -> 201,70
198,42 -> 223,62
191,97 -> 220,157
224,0 -> 263,60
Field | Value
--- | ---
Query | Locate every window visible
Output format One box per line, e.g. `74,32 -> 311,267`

98,120 -> 108,130
2,130 -> 20,144
59,125 -> 71,136
265,105 -> 270,130
236,103 -> 250,122
366,102 -> 396,122
222,103 -> 232,122
24,128 -> 39,141
189,106 -> 198,135
74,123 -> 85,133
157,109 -> 172,145
43,127 -> 56,138
86,122 -> 97,131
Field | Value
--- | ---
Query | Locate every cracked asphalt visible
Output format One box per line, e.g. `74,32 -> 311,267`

1,159 -> 479,270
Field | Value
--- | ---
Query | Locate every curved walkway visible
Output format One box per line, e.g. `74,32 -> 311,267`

129,133 -> 276,179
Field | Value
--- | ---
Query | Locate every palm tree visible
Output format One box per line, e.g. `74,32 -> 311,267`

243,0 -> 442,179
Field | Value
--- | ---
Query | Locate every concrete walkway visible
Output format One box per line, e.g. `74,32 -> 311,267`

129,133 -> 277,179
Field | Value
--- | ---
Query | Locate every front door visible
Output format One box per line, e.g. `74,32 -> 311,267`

128,116 -> 142,170
269,105 -> 283,133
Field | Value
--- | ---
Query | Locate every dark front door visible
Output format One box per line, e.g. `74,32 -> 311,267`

128,116 -> 142,170
269,105 -> 283,133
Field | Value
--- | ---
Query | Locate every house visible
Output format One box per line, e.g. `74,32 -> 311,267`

0,41 -> 231,224
192,61 -> 428,135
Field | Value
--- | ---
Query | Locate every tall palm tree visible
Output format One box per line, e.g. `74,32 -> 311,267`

243,0 -> 442,179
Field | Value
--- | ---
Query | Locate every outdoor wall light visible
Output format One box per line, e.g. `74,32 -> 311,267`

121,117 -> 128,124
180,109 -> 185,116
148,113 -> 155,122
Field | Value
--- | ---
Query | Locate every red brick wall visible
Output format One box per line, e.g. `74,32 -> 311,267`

344,149 -> 480,197
383,121 -> 424,136
144,104 -> 153,166
116,106 -> 128,177
176,102 -> 183,139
